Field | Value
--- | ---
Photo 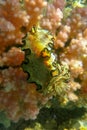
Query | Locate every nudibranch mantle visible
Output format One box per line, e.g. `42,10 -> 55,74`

27,26 -> 57,70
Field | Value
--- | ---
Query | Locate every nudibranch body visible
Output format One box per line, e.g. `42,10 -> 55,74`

22,26 -> 70,97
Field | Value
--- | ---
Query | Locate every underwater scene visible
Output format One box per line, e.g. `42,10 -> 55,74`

0,0 -> 87,129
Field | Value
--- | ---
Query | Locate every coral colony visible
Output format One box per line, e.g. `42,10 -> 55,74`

0,0 -> 87,129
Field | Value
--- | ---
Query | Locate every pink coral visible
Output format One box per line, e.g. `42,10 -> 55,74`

40,0 -> 63,34
0,67 -> 49,121
24,0 -> 47,30
54,25 -> 71,48
0,47 -> 25,67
